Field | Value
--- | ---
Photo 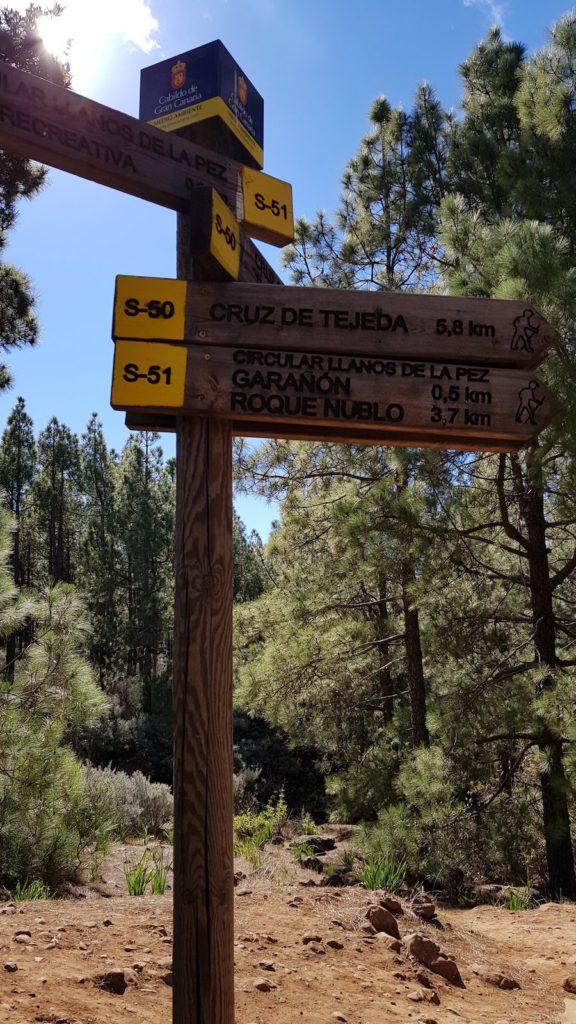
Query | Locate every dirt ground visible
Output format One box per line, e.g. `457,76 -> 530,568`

2,842 -> 576,1024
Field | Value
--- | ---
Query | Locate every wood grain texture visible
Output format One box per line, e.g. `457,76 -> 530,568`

172,115 -> 236,1024
123,409 -> 530,452
115,342 -> 556,446
172,416 -> 234,1024
182,282 -> 557,368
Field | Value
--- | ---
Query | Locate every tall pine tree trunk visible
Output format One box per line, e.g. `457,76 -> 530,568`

401,559 -> 429,748
376,574 -> 394,723
519,463 -> 576,899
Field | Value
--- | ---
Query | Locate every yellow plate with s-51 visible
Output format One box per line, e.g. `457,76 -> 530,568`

111,340 -> 187,409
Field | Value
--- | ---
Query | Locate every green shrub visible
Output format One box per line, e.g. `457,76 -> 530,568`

149,846 -> 171,895
504,881 -> 532,911
291,841 -> 315,861
83,765 -> 173,839
13,880 -> 51,901
356,854 -> 407,892
124,851 -> 150,895
233,791 -> 288,844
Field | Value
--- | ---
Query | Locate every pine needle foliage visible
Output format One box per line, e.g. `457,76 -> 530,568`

0,508 -> 111,887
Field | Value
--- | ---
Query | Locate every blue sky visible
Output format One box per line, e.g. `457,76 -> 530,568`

1,0 -> 572,537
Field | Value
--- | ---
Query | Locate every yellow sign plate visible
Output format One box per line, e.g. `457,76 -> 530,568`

113,277 -> 187,341
210,191 -> 241,280
241,167 -> 294,247
111,340 -> 187,408
148,96 -> 264,169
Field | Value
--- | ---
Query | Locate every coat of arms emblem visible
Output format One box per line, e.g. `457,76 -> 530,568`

237,75 -> 248,105
171,61 -> 186,89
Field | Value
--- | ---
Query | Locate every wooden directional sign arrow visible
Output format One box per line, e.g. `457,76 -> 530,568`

0,63 -> 294,248
111,339 -> 556,451
111,278 -> 558,369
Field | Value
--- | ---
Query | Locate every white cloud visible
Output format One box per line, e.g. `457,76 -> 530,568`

463,0 -> 506,29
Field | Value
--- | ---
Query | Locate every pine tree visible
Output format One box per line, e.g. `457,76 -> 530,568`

33,417 -> 82,584
0,5 -> 68,389
80,414 -> 124,683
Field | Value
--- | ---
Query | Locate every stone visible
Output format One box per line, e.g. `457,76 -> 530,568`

331,1014 -> 348,1022
479,970 -> 520,990
564,976 -> 576,994
301,856 -> 324,872
361,922 -> 376,935
405,932 -> 463,986
14,933 -> 32,944
408,989 -> 440,1005
95,969 -> 129,995
253,977 -> 277,992
258,960 -> 275,971
416,971 -> 435,988
3,962 -> 17,972
405,933 -> 441,964
326,939 -> 344,950
365,905 -> 400,939
302,933 -> 322,944
380,896 -> 403,916
412,893 -> 436,919
428,956 -> 462,986
160,970 -> 173,987
289,835 -> 336,853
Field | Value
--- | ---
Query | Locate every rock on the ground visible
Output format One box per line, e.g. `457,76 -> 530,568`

479,969 -> 520,990
289,835 -> 337,853
258,960 -> 275,971
301,856 -> 324,872
366,904 -> 400,939
412,895 -> 437,919
408,988 -> 440,1004
563,976 -> 576,993
253,977 -> 278,992
302,933 -> 322,944
3,962 -> 17,972
404,932 -> 463,987
95,969 -> 128,995
380,896 -> 403,916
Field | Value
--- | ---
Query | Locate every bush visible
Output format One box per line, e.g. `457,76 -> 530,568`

0,572 -> 112,889
233,791 -> 288,855
83,765 -> 173,839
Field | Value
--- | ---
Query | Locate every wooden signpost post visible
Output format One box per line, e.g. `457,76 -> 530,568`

0,48 -> 561,1024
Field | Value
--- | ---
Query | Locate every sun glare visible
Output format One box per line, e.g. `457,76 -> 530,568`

32,2 -> 160,92
36,13 -> 73,64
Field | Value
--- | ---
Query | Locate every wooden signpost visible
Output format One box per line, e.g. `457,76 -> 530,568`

112,277 -> 557,367
0,62 -> 293,249
0,47 -> 561,1024
110,338 -> 556,452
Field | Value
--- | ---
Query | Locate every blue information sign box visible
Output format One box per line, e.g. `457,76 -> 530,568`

139,40 -> 264,169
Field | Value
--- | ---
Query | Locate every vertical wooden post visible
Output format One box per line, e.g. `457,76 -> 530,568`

172,140 -> 235,1023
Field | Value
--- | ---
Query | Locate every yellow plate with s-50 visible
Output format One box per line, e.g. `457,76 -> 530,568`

113,277 -> 187,342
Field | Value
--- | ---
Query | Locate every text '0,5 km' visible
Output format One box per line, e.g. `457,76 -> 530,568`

112,278 -> 558,369
111,341 -> 556,452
